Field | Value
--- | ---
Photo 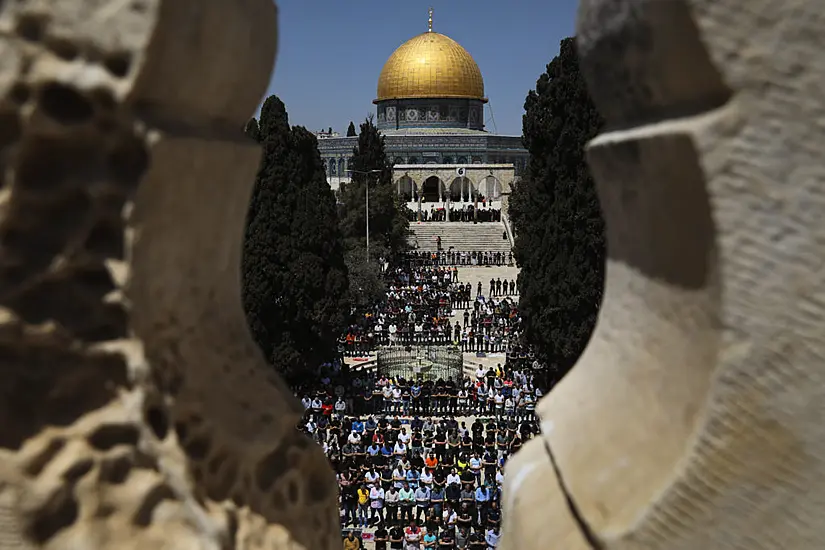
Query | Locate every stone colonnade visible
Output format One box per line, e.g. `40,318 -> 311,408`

393,164 -> 515,221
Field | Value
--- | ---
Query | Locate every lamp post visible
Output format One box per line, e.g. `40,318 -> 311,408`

347,169 -> 382,262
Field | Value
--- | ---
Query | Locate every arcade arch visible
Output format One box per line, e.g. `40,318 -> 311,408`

482,175 -> 503,200
397,175 -> 415,202
421,176 -> 444,203
449,177 -> 473,202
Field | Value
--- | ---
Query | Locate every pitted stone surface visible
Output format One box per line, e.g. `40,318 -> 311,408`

0,2 -> 339,549
501,1 -> 825,549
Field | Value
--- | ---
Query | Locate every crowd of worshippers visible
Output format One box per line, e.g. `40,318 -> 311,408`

300,365 -> 542,419
456,295 -> 521,354
338,277 -> 522,357
406,205 -> 502,223
328,415 -> 523,550
298,378 -> 541,549
406,250 -> 513,268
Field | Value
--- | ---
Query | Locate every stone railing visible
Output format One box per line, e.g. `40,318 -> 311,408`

500,1 -> 825,549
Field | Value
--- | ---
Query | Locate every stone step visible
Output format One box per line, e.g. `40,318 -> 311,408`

408,222 -> 512,252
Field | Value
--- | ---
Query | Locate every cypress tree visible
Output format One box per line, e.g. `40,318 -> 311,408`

339,117 -> 409,260
242,95 -> 349,385
347,121 -> 357,137
337,117 -> 408,308
509,37 -> 606,386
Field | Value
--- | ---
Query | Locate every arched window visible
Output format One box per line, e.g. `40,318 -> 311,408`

329,158 -> 336,176
338,158 -> 346,175
457,156 -> 468,164
442,156 -> 454,164
408,157 -> 419,165
394,157 -> 404,165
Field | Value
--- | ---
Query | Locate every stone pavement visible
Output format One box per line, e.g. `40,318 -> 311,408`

455,266 -> 520,303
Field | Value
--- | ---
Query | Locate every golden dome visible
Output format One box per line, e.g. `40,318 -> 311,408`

376,31 -> 486,102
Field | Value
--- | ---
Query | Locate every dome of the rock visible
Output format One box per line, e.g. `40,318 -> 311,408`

376,31 -> 486,102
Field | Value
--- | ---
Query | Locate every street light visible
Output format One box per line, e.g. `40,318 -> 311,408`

347,169 -> 382,262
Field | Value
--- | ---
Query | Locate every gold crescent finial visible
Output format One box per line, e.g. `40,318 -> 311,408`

428,7 -> 433,32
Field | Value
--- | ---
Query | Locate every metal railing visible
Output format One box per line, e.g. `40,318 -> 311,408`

376,345 -> 464,382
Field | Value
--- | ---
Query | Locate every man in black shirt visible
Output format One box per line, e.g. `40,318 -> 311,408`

341,482 -> 358,527
389,524 -> 404,550
373,522 -> 389,550
467,530 -> 485,549
445,482 -> 461,507
486,500 -> 501,530
438,529 -> 455,549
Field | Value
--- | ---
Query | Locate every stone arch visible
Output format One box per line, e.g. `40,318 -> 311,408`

338,158 -> 346,175
396,175 -> 415,202
483,175 -> 503,200
328,158 -> 336,176
449,177 -> 472,202
421,175 -> 444,203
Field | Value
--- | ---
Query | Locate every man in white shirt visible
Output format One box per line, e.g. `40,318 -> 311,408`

348,431 -> 362,446
301,395 -> 312,410
364,468 -> 379,488
311,397 -> 323,413
398,428 -> 411,445
475,366 -> 486,381
394,440 -> 408,457
392,386 -> 402,414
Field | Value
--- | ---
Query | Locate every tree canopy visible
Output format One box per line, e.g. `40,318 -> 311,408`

337,117 -> 408,307
338,117 -> 409,259
242,95 -> 349,386
347,121 -> 357,137
509,37 -> 606,387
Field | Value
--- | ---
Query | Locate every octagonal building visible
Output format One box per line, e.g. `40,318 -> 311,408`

318,11 -> 527,214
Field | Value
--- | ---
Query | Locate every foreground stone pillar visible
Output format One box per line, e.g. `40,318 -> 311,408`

501,1 -> 825,549
0,2 -> 338,549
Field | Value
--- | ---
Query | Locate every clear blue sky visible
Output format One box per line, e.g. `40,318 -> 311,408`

262,0 -> 577,137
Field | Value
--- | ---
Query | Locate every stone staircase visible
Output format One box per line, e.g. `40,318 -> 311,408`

408,222 -> 512,253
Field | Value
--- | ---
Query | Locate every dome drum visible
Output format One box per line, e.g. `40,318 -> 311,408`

376,97 -> 485,131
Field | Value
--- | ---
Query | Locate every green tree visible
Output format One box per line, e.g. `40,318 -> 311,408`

338,117 -> 409,262
509,37 -> 606,387
242,95 -> 349,386
347,121 -> 357,137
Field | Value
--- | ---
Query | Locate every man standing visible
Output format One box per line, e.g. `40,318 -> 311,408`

404,520 -> 423,550
399,481 -> 416,524
414,484 -> 431,523
385,484 -> 400,526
